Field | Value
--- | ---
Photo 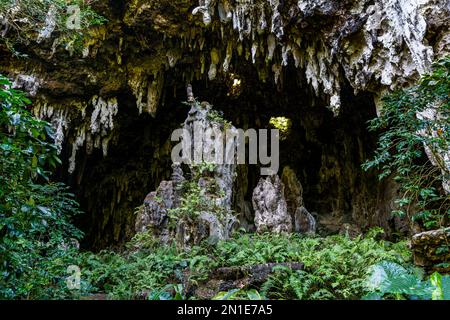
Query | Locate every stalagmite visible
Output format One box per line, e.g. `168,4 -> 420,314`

281,166 -> 316,234
135,86 -> 238,248
2,0 -> 448,251
294,207 -> 317,234
253,175 -> 293,233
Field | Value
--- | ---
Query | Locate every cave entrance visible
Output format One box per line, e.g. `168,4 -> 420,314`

69,62 -> 393,250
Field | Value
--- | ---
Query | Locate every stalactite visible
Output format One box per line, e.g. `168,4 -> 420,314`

184,0 -> 443,115
146,71 -> 165,117
192,0 -> 214,26
2,0 -> 447,248
12,74 -> 41,97
69,125 -> 86,174
251,42 -> 258,64
267,34 -> 276,61
208,48 -> 220,80
222,40 -> 233,72
218,1 -> 232,23
67,96 -> 118,173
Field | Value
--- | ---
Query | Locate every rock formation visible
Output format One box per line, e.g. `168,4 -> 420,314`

135,92 -> 238,248
411,228 -> 450,271
194,262 -> 304,299
294,207 -> 317,235
281,166 -> 316,234
253,175 -> 293,233
0,0 -> 448,247
135,180 -> 175,243
281,166 -> 304,218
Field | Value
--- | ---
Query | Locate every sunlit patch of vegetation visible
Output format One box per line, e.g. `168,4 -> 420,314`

226,73 -> 242,97
269,116 -> 292,140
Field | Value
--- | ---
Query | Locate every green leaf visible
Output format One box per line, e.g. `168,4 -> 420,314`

430,272 -> 443,300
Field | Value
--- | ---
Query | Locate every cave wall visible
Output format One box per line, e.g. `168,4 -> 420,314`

1,0 -> 448,248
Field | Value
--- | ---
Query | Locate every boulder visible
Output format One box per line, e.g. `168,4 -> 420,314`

252,175 -> 292,233
281,166 -> 304,216
411,228 -> 450,271
135,180 -> 175,243
294,206 -> 317,234
281,166 -> 316,234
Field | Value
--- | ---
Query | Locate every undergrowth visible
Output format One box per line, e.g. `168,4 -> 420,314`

79,228 -> 412,300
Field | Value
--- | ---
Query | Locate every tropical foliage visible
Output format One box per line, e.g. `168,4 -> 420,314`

364,261 -> 450,300
363,56 -> 450,230
79,229 -> 412,300
0,74 -> 84,299
0,0 -> 106,53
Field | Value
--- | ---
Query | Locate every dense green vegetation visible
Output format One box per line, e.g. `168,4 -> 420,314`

364,57 -> 450,231
79,229 -> 412,300
74,229 -> 447,300
0,75 -> 84,299
364,261 -> 450,300
0,57 -> 449,300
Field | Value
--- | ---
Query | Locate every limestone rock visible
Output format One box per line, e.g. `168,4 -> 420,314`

281,166 -> 304,217
294,206 -> 317,234
252,175 -> 292,233
233,165 -> 255,232
411,228 -> 450,270
136,98 -> 238,248
135,180 -> 174,242
174,205 -> 238,250
281,166 -> 316,234
175,216 -> 209,250
2,0 -> 448,249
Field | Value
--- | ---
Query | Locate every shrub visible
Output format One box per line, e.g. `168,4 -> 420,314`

363,56 -> 450,230
0,75 -> 84,299
0,0 -> 106,53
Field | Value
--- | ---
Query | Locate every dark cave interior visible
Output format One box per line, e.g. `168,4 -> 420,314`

59,61 -> 401,250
